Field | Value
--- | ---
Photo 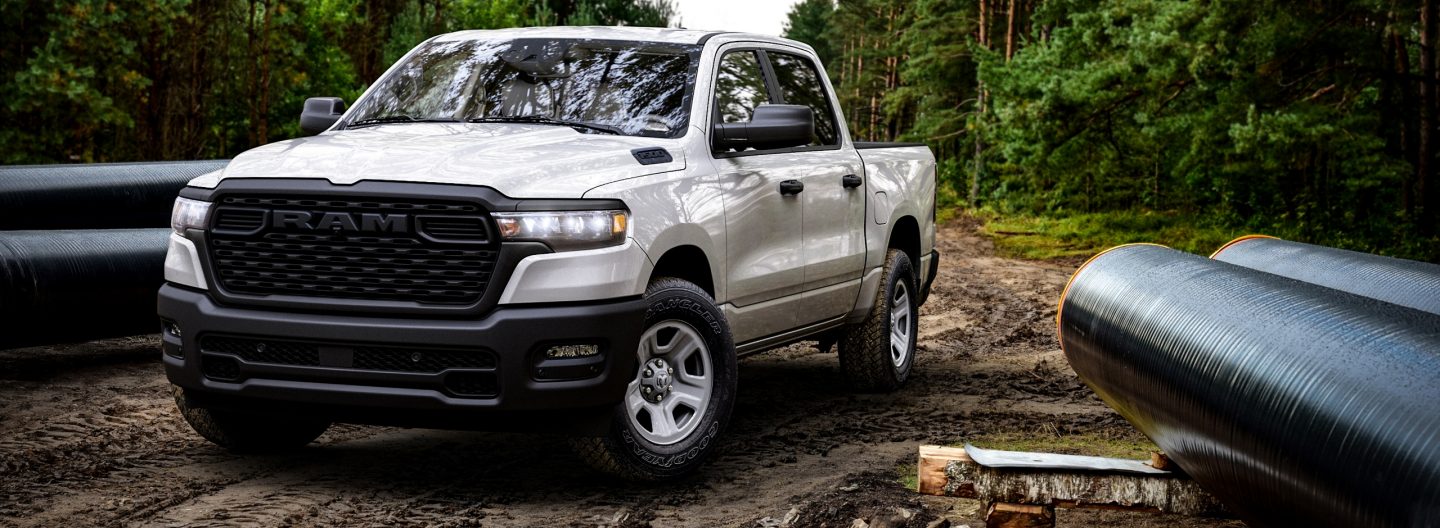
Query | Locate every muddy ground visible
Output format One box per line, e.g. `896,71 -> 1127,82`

0,219 -> 1246,528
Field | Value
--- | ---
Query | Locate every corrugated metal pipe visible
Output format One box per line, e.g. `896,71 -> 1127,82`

1211,235 -> 1440,315
1058,243 -> 1440,528
0,229 -> 171,349
0,160 -> 225,229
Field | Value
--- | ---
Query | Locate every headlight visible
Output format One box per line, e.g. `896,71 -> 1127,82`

171,197 -> 211,235
492,209 -> 628,251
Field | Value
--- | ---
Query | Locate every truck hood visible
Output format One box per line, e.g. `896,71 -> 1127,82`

189,123 -> 686,198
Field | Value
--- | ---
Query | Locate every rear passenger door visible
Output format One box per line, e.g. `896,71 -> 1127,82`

766,51 -> 866,325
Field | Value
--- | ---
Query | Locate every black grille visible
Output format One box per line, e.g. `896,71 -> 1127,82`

445,372 -> 500,396
200,335 -> 497,373
213,208 -> 266,232
206,195 -> 497,305
416,216 -> 489,241
202,355 -> 241,381
203,335 -> 318,365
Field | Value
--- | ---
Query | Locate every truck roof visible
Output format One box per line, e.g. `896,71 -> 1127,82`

432,26 -> 805,49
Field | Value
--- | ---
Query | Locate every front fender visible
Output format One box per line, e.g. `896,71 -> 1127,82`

583,167 -> 728,302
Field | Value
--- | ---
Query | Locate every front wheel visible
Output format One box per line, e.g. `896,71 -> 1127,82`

838,249 -> 918,392
571,278 -> 736,480
172,386 -> 330,453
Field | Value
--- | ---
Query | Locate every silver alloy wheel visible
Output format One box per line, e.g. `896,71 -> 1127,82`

627,320 -> 713,446
889,280 -> 912,369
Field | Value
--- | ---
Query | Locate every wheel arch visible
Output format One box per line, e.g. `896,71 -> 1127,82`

887,215 -> 922,270
649,244 -> 716,299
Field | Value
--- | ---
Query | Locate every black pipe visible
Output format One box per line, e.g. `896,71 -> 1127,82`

0,161 -> 226,230
1058,244 -> 1440,528
1211,235 -> 1440,315
0,229 -> 170,349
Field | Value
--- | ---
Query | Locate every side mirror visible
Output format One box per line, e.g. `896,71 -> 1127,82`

713,104 -> 814,152
300,97 -> 346,136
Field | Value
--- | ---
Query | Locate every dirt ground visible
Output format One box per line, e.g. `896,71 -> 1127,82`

0,219 -> 1246,528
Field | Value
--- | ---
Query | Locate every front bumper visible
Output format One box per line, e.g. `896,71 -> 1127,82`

158,284 -> 646,434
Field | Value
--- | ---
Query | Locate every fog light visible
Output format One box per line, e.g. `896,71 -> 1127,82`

160,320 -> 184,358
545,344 -> 600,359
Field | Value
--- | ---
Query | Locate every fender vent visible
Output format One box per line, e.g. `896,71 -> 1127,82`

631,147 -> 673,166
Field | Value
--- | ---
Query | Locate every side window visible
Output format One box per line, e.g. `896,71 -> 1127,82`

769,52 -> 839,146
714,51 -> 770,124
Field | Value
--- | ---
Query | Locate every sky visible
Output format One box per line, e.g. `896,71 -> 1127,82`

671,0 -> 799,36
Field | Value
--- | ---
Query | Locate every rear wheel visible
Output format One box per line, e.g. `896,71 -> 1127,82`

173,386 -> 330,453
839,249 -> 918,392
571,278 -> 736,480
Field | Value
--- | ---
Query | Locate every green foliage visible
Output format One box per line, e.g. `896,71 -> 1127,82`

0,0 -> 674,164
783,0 -> 1440,261
782,0 -> 836,66
977,209 -> 1244,260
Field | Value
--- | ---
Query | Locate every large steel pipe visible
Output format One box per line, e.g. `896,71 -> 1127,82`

0,161 -> 226,229
0,229 -> 170,349
1058,244 -> 1440,528
1212,235 -> 1440,315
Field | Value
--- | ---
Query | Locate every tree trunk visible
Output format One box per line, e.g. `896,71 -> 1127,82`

973,0 -> 992,207
1386,19 -> 1413,215
856,34 -> 865,139
1421,0 -> 1437,231
255,0 -> 275,146
1006,0 -> 1017,60
246,0 -> 259,147
979,0 -> 988,49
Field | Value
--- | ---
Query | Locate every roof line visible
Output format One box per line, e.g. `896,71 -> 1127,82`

697,31 -> 737,46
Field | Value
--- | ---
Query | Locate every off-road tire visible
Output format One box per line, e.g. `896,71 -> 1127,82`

839,249 -> 918,392
570,278 -> 737,481
172,385 -> 330,453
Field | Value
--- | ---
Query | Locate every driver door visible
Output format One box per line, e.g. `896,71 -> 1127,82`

712,48 -> 805,342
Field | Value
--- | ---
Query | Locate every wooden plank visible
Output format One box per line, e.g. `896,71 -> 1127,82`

917,445 -> 974,496
986,502 -> 1056,528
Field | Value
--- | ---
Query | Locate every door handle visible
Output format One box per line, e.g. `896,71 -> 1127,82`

779,180 -> 804,195
842,174 -> 863,188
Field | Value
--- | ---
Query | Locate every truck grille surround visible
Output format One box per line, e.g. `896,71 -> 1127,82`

205,195 -> 499,306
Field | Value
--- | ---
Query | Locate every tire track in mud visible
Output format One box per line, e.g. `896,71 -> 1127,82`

0,218 -> 1239,528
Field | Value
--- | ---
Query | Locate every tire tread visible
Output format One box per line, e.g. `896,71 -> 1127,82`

839,249 -> 916,392
570,277 -> 734,481
173,385 -> 330,453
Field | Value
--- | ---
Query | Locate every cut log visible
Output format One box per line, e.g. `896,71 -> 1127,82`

916,445 -> 1228,517
917,445 -> 974,496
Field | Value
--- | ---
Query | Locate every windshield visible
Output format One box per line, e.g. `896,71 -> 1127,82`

344,38 -> 700,138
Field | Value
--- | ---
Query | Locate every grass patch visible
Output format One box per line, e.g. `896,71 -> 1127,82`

896,462 -> 919,491
963,430 -> 1159,460
972,209 -> 1245,261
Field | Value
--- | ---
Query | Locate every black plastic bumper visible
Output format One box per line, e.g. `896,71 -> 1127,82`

158,285 -> 646,434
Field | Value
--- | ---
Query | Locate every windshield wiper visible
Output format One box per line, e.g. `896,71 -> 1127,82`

348,116 -> 461,129
467,115 -> 623,135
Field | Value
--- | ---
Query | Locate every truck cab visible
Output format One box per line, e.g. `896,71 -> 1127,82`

159,26 -> 937,480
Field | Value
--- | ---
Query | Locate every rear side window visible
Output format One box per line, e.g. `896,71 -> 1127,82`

714,51 -> 770,124
769,52 -> 839,146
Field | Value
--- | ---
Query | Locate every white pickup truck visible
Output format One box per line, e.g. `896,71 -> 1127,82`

158,26 -> 937,480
